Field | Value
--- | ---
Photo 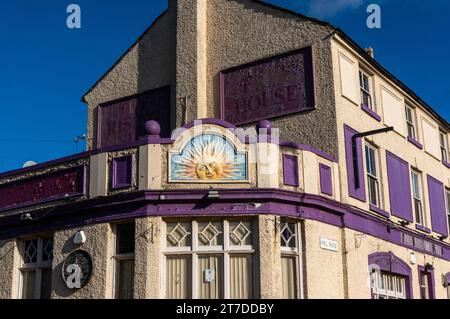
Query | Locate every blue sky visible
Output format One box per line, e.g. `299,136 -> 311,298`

0,0 -> 448,172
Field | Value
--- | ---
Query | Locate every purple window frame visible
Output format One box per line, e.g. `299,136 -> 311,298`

282,154 -> 299,187
111,156 -> 133,190
361,104 -> 382,122
319,164 -> 333,196
418,265 -> 436,299
368,252 -> 413,299
344,125 -> 366,202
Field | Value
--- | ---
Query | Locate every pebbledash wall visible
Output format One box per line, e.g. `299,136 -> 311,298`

1,0 -> 450,300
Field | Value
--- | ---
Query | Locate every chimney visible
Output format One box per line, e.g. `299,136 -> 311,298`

365,47 -> 374,58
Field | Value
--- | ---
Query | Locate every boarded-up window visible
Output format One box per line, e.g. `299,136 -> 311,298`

381,87 -> 406,137
422,119 -> 441,159
339,53 -> 358,103
427,175 -> 448,236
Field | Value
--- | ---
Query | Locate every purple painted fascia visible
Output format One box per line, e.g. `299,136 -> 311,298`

368,252 -> 413,299
319,163 -> 333,196
361,104 -> 382,122
0,165 -> 87,213
415,224 -> 432,234
443,160 -> 450,169
111,156 -> 133,190
369,204 -> 390,219
282,154 -> 299,187
418,265 -> 436,299
407,136 -> 424,150
2,188 -> 450,263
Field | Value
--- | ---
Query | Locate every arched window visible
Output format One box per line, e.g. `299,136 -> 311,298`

368,252 -> 413,299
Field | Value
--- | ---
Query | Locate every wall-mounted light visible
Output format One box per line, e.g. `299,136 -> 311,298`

409,253 -> 416,265
73,230 -> 86,245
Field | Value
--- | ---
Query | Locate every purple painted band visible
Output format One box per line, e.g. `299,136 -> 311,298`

1,188 -> 449,263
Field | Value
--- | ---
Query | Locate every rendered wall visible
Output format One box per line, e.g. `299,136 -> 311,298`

331,37 -> 450,244
206,0 -> 338,157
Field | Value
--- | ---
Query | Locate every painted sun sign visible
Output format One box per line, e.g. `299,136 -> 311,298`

170,134 -> 248,182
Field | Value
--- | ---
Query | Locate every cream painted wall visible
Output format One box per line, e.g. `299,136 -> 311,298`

331,36 -> 450,245
303,220 -> 345,299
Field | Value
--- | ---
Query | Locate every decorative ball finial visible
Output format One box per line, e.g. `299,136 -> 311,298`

256,119 -> 272,134
144,120 -> 161,136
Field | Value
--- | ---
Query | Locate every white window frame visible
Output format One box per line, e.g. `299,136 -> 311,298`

359,69 -> 374,110
18,236 -> 53,299
280,221 -> 303,299
411,170 -> 424,226
371,271 -> 406,299
111,222 -> 135,299
161,218 -> 257,299
405,104 -> 417,141
365,143 -> 381,208
440,130 -> 449,162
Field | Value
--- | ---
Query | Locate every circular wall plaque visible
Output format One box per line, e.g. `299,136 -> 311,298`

62,250 -> 93,289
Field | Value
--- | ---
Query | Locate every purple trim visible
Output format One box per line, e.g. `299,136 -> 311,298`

443,160 -> 450,169
344,125 -> 366,202
319,164 -> 333,196
407,136 -> 424,150
427,175 -> 448,237
361,105 -> 382,122
282,154 -> 299,187
368,252 -> 413,299
418,265 -> 436,299
369,204 -> 390,218
111,156 -> 133,190
386,151 -> 414,223
415,224 -> 432,234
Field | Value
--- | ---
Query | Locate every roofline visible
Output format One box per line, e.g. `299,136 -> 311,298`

80,0 -> 449,129
333,28 -> 450,130
80,10 -> 168,103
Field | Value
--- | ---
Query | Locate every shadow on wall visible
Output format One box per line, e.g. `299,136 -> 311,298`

137,6 -> 177,137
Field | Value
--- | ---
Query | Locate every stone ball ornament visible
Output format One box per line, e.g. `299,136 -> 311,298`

62,250 -> 93,289
256,119 -> 273,134
144,120 -> 161,136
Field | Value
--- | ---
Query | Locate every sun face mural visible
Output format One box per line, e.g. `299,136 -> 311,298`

170,134 -> 247,182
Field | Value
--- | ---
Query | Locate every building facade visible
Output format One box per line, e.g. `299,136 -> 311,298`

0,0 -> 449,299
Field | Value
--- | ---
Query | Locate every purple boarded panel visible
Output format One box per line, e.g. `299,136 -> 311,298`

344,125 -> 366,202
97,86 -> 171,148
386,151 -> 413,222
283,155 -> 299,187
427,175 -> 448,236
319,164 -> 333,196
98,99 -> 137,149
0,166 -> 85,210
112,156 -> 133,189
220,47 -> 315,126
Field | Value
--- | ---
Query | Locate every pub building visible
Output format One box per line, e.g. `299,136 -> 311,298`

0,0 -> 449,300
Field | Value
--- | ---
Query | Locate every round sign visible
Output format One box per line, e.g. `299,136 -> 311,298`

62,250 -> 93,289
